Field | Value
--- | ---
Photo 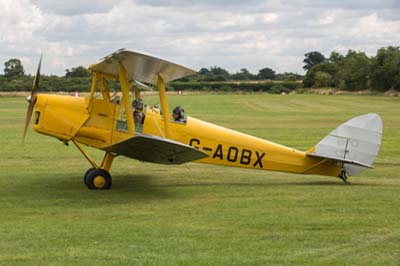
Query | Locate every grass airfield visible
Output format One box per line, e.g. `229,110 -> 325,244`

0,93 -> 399,265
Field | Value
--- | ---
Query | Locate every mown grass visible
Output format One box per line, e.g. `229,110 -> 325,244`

0,94 -> 399,265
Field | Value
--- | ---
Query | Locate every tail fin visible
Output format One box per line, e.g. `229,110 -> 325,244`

307,113 -> 383,176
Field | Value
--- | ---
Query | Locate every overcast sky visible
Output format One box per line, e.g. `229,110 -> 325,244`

1,0 -> 399,76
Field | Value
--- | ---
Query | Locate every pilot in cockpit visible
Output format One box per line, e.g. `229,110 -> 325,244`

172,106 -> 186,123
132,98 -> 145,132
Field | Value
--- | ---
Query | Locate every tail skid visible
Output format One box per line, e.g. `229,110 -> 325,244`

307,113 -> 383,179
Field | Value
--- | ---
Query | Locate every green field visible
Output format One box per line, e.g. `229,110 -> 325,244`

0,94 -> 399,265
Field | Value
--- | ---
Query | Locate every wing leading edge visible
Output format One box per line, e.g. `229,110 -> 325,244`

103,134 -> 208,164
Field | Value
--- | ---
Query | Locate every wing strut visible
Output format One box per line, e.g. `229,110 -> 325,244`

157,74 -> 172,138
119,63 -> 135,135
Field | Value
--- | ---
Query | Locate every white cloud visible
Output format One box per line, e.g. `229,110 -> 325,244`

219,14 -> 256,28
353,13 -> 400,39
318,10 -> 339,25
262,13 -> 279,23
0,0 -> 44,43
0,0 -> 399,76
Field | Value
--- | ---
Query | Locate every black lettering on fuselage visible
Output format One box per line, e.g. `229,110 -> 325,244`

227,147 -> 239,162
240,149 -> 252,165
189,138 -> 200,149
213,144 -> 223,160
253,151 -> 265,168
189,138 -> 265,168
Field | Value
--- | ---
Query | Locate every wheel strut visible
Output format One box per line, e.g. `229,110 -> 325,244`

339,168 -> 350,185
72,139 -> 116,189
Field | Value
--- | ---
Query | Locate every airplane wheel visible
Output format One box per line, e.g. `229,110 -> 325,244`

84,167 -> 95,186
85,169 -> 112,190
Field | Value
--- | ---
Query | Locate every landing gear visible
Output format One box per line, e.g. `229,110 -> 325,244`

339,168 -> 350,184
84,168 -> 112,190
72,140 -> 116,190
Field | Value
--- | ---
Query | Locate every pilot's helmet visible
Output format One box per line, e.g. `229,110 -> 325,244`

173,106 -> 185,119
132,98 -> 143,111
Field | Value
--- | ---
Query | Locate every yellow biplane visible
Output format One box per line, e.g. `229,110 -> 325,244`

23,49 -> 383,189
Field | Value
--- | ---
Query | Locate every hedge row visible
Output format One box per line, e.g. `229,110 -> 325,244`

0,76 -> 120,92
169,81 -> 301,93
0,76 -> 300,94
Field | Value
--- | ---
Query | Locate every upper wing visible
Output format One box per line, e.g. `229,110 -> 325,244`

89,49 -> 196,84
103,134 -> 208,164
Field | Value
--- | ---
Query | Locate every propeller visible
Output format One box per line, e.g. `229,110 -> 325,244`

22,55 -> 42,143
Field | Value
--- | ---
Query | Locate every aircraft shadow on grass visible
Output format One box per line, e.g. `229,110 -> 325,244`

8,172 -> 390,210
51,172 -> 389,191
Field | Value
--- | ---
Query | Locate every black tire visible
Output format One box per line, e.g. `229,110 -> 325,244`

86,169 -> 112,190
84,167 -> 96,186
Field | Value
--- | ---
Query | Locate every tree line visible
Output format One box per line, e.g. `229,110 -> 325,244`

0,58 -> 302,93
303,46 -> 400,91
0,58 -> 302,82
0,46 -> 399,92
188,67 -> 302,82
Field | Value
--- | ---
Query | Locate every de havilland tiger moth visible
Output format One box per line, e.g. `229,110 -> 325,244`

22,49 -> 383,189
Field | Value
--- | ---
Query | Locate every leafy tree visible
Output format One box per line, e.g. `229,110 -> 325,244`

303,61 -> 337,87
198,68 -> 210,75
369,46 -> 400,91
231,68 -> 255,80
209,66 -> 230,78
4,58 -> 25,78
190,66 -> 231,82
65,66 -> 91,78
304,50 -> 372,90
314,71 -> 333,87
336,50 -> 370,90
257,67 -> 276,80
328,51 -> 344,64
303,51 -> 326,71
199,66 -> 231,81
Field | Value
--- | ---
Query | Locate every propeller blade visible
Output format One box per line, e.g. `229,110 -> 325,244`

22,98 -> 35,142
22,55 -> 42,143
32,55 -> 42,93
